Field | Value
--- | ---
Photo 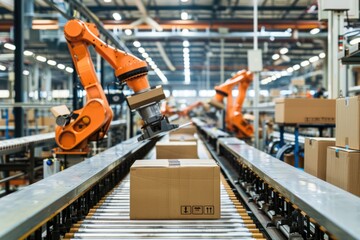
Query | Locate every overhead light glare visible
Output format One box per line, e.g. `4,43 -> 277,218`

146,57 -> 152,62
293,64 -> 300,71
309,56 -> 319,63
272,53 -> 280,60
23,70 -> 30,76
65,67 -> 74,73
36,55 -> 47,62
57,64 -> 65,70
310,28 -> 320,35
4,43 -> 16,50
142,52 -> 149,58
183,40 -> 190,47
23,50 -> 33,56
300,60 -> 310,67
181,12 -> 189,20
138,47 -> 145,53
319,52 -> 326,59
280,47 -> 289,55
287,67 -> 294,73
350,37 -> 360,45
182,29 -> 189,33
124,29 -> 132,36
47,60 -> 57,66
0,65 -> 6,71
133,41 -> 141,48
112,12 -> 122,21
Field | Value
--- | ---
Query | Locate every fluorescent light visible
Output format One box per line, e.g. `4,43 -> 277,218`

350,37 -> 360,45
138,47 -> 145,53
309,56 -> 319,63
0,65 -> 6,71
124,29 -> 132,36
182,29 -> 189,33
36,55 -> 47,62
142,52 -> 149,58
181,0 -> 188,2
57,64 -> 65,70
23,50 -> 33,56
272,53 -> 280,60
183,40 -> 190,47
293,64 -> 300,71
47,60 -> 57,66
4,43 -> 16,50
65,67 -> 74,73
104,0 -> 111,2
23,70 -> 30,75
181,12 -> 189,20
112,12 -> 121,21
300,60 -> 310,67
146,57 -> 152,62
271,76 -> 276,81
310,28 -> 320,35
287,67 -> 294,73
133,41 -> 141,48
280,47 -> 288,55
183,48 -> 190,54
269,36 -> 275,41
319,52 -> 326,59
275,73 -> 281,78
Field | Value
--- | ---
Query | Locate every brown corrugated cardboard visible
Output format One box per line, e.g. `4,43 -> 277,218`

304,137 -> 335,180
336,96 -> 360,150
126,86 -> 165,110
270,89 -> 281,97
275,98 -> 335,124
130,159 -> 220,219
169,133 -> 197,142
50,105 -> 71,117
170,124 -> 196,135
156,142 -> 198,159
284,153 -> 304,168
326,147 -> 360,196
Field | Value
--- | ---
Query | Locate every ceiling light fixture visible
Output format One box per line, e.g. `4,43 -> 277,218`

24,50 -> 33,56
293,64 -> 301,71
287,67 -> 294,73
133,41 -> 141,48
47,60 -> 57,66
182,29 -> 189,33
4,43 -> 16,51
181,12 -> 189,20
36,55 -> 47,62
300,60 -> 310,67
0,65 -> 6,71
57,64 -> 65,70
65,67 -> 74,73
142,52 -> 149,58
309,56 -> 319,63
23,70 -> 30,76
183,40 -> 190,47
310,28 -> 320,35
138,47 -> 145,53
124,29 -> 132,36
280,47 -> 289,55
319,52 -> 326,59
112,12 -> 122,21
272,53 -> 280,60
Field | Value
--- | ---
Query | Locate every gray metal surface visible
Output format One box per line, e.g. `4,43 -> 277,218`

69,178 -> 258,240
0,136 -> 149,240
218,137 -> 360,240
0,132 -> 54,154
203,127 -> 230,139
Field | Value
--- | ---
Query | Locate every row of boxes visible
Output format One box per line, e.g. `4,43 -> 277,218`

130,124 -> 221,220
304,96 -> 360,197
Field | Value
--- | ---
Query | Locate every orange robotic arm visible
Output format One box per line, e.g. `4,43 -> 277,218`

54,19 -> 177,153
209,70 -> 247,131
231,71 -> 254,139
178,101 -> 205,117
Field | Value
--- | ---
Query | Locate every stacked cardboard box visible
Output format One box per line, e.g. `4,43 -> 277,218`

130,159 -> 220,219
326,96 -> 360,196
304,138 -> 335,180
275,98 -> 335,124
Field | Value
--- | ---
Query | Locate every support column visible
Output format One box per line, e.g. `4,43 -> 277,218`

220,39 -> 225,83
31,63 -> 39,100
14,0 -> 24,138
253,0 -> 260,148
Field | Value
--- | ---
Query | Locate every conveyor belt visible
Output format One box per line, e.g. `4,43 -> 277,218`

64,137 -> 265,240
65,176 -> 264,240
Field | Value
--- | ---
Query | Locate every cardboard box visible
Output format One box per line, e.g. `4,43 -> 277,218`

326,147 -> 360,196
336,96 -> 360,150
170,125 -> 196,135
284,153 -> 304,168
291,78 -> 305,86
275,98 -> 335,124
304,137 -> 335,180
130,159 -> 220,219
270,89 -> 281,97
126,86 -> 165,110
169,133 -> 197,142
156,142 -> 198,159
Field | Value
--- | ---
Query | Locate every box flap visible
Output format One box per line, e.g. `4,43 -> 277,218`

131,159 -> 217,169
328,146 -> 360,153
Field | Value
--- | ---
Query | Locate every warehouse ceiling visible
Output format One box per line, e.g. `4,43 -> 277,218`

0,0 -> 335,93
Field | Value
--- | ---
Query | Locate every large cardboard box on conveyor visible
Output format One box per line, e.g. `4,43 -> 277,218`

336,96 -> 360,150
274,98 -> 335,124
169,133 -> 197,142
326,147 -> 360,197
304,137 -> 335,180
156,141 -> 198,159
130,159 -> 220,219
